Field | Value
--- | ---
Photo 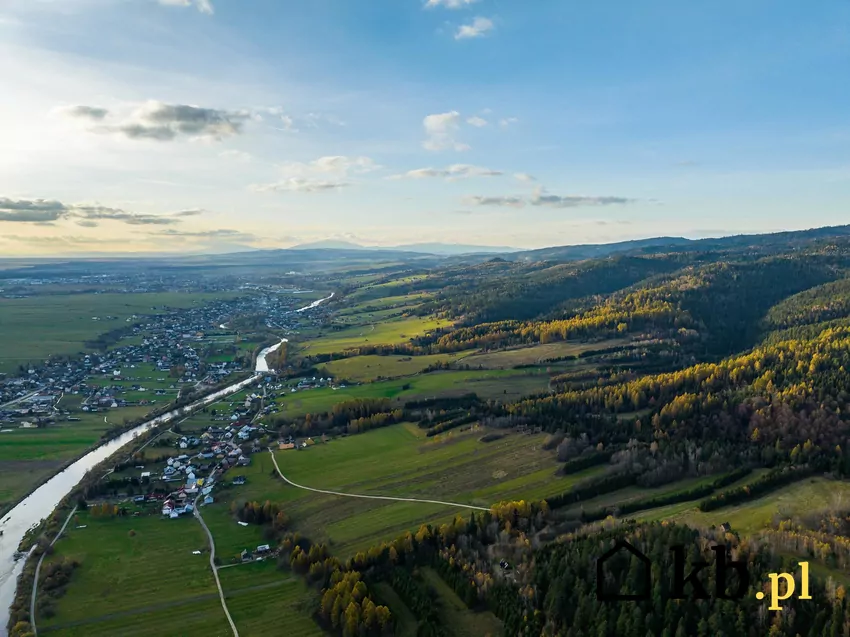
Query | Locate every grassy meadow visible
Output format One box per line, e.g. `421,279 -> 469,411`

635,476 -> 850,535
274,369 -> 550,419
293,315 -> 447,356
219,562 -> 323,637
318,352 -> 476,382
461,338 -> 630,369
262,423 -> 592,557
37,512 -> 227,636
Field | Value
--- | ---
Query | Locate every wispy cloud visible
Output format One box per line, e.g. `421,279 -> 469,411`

463,195 -> 526,208
455,17 -> 494,40
466,116 -> 488,127
158,0 -> 214,15
250,179 -> 350,193
252,155 -> 377,194
153,228 -> 255,240
499,117 -> 519,127
425,0 -> 480,8
0,197 -> 204,224
463,187 -> 637,209
390,164 -> 502,180
514,173 -> 536,182
54,105 -> 109,121
61,101 -> 250,142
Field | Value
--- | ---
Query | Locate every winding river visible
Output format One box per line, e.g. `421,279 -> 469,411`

0,291 -> 334,633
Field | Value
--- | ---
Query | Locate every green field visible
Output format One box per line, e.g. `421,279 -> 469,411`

0,291 -> 239,374
220,562 -> 323,637
318,351 -> 476,382
274,369 -> 550,418
461,338 -> 630,369
199,422 -> 590,562
635,477 -> 850,535
38,513 -> 228,636
294,315 -> 447,356
264,423 -> 590,557
335,292 -> 431,317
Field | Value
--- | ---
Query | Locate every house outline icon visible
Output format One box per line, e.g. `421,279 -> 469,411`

596,539 -> 652,601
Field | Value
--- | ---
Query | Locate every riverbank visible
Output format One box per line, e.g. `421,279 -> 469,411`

6,420 -> 171,636
0,371 -> 253,526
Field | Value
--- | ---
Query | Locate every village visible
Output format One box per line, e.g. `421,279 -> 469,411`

0,284 -> 335,430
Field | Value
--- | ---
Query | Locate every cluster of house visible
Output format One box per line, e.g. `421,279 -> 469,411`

153,420 -> 270,519
278,434 -> 320,451
1,282 -> 331,426
240,544 -> 273,562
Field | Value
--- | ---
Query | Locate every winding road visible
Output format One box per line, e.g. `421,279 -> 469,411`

193,490 -> 239,637
267,449 -> 490,511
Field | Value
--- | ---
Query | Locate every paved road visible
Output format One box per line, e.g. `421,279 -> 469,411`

267,449 -> 490,511
194,491 -> 239,637
30,506 -> 78,637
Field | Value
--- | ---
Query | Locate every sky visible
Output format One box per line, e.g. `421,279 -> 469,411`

1,0 -> 849,255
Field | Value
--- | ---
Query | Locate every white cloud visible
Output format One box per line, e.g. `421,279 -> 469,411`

158,0 -> 214,15
425,0 -> 479,8
250,178 -> 349,193
466,116 -> 488,127
252,155 -> 377,194
499,117 -> 519,127
422,111 -> 469,151
279,155 -> 378,178
278,115 -> 297,132
391,164 -> 502,180
455,17 -> 494,40
463,195 -> 525,208
514,173 -> 536,182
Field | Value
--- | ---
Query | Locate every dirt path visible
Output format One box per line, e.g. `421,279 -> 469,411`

30,505 -> 78,636
267,449 -> 490,511
194,492 -> 239,637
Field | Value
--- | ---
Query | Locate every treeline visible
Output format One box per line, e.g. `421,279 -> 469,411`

581,466 -> 752,522
232,500 -> 290,528
546,470 -> 637,509
272,398 -> 404,438
424,414 -> 477,438
698,465 -> 816,512
559,449 -> 614,475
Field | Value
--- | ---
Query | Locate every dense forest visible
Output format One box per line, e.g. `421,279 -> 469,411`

269,231 -> 850,636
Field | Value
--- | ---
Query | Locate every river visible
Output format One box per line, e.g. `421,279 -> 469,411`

0,291 -> 334,633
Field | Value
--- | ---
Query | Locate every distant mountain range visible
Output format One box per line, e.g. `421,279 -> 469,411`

290,240 -> 520,256
506,225 -> 850,262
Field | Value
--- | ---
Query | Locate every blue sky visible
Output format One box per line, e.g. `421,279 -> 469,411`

0,0 -> 848,254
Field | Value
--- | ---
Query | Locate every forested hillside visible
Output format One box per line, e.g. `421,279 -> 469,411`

291,231 -> 850,636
